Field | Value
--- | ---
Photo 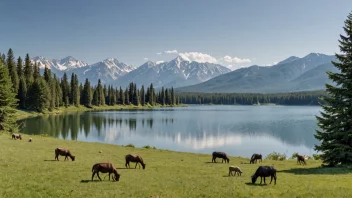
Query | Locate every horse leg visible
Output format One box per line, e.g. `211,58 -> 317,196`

228,170 -> 231,176
270,176 -> 273,184
264,177 -> 266,184
125,161 -> 128,168
92,172 -> 95,181
109,173 -> 111,180
260,177 -> 262,184
64,156 -> 67,161
135,162 -> 138,169
97,172 -> 102,181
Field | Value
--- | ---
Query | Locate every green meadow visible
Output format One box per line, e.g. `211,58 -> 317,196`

1,133 -> 352,198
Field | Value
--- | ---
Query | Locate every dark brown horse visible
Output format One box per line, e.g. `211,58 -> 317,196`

12,133 -> 22,140
295,154 -> 306,165
125,154 -> 146,169
92,163 -> 120,181
250,153 -> 262,164
55,148 -> 75,161
212,152 -> 230,163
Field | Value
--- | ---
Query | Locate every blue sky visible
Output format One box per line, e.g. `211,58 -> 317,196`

1,0 -> 352,70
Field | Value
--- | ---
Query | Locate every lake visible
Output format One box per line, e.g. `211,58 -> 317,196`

20,105 -> 322,158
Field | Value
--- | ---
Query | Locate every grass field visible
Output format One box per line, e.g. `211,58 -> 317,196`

1,133 -> 352,198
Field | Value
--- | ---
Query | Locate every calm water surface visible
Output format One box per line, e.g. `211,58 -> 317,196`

20,105 -> 322,158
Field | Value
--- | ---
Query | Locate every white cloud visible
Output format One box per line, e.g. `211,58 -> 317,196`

156,60 -> 165,64
219,55 -> 251,64
156,52 -> 162,55
165,50 -> 178,54
144,58 -> 148,61
178,52 -> 217,63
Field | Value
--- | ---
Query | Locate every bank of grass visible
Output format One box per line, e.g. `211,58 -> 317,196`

1,133 -> 352,198
14,104 -> 187,120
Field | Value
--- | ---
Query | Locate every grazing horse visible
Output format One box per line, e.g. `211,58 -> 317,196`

55,148 -> 75,161
12,133 -> 22,140
125,154 -> 146,169
251,166 -> 277,185
92,163 -> 120,181
250,153 -> 262,164
295,153 -> 307,165
212,152 -> 230,163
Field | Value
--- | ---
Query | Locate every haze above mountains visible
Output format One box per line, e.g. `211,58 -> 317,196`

32,53 -> 336,93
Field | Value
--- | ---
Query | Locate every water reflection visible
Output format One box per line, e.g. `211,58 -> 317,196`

20,106 -> 321,157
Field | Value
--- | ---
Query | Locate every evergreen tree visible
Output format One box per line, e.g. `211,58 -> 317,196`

92,88 -> 99,106
0,59 -> 18,131
54,75 -> 62,107
171,87 -> 175,105
24,54 -> 33,86
49,77 -> 56,111
33,62 -> 40,80
61,73 -> 70,107
18,76 -> 27,109
70,73 -> 79,106
1,53 -> 5,64
119,87 -> 125,105
27,78 -> 50,112
125,87 -> 129,105
96,79 -> 105,105
6,48 -> 19,93
161,87 -> 165,106
140,85 -> 145,106
315,12 -> 352,166
43,66 -> 51,83
82,78 -> 92,107
17,56 -> 23,77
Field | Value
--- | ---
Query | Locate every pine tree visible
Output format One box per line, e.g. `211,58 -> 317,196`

82,78 -> 92,107
1,53 -> 5,64
92,88 -> 99,106
33,62 -> 40,80
49,77 -> 56,111
125,87 -> 129,105
27,78 -> 50,112
171,87 -> 175,105
140,85 -> 145,106
17,56 -> 23,77
161,87 -> 165,106
70,73 -> 79,106
315,12 -> 352,166
24,54 -> 33,86
119,87 -> 125,105
54,75 -> 62,107
96,79 -> 105,105
43,66 -> 51,83
61,73 -> 70,107
0,59 -> 18,131
6,48 -> 19,93
18,76 -> 27,109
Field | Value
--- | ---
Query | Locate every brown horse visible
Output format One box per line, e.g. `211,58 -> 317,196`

125,154 -> 146,169
250,153 -> 262,164
12,133 -> 22,140
92,163 -> 120,181
55,148 -> 75,161
295,153 -> 306,165
212,152 -> 230,163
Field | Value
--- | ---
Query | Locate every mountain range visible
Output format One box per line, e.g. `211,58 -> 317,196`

176,53 -> 337,93
32,53 -> 337,93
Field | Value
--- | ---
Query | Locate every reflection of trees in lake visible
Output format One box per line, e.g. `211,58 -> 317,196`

20,111 -> 318,149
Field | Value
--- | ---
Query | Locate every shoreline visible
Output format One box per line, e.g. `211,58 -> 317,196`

15,104 -> 188,121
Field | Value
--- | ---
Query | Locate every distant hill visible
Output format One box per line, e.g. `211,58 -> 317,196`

176,53 -> 337,93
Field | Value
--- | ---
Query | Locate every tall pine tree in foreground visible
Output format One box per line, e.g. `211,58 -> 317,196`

315,12 -> 352,166
0,59 -> 17,131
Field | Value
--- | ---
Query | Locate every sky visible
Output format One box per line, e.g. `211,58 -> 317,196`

1,0 -> 352,70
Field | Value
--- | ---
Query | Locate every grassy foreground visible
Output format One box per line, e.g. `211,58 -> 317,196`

14,104 -> 187,120
1,134 -> 352,198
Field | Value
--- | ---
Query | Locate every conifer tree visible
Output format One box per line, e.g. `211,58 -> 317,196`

18,76 -> 27,109
27,78 -> 50,112
61,73 -> 70,107
0,59 -> 18,131
33,62 -> 40,80
0,53 -> 5,64
125,87 -> 129,105
24,54 -> 33,86
140,85 -> 145,106
315,12 -> 352,166
6,48 -> 19,93
92,88 -> 99,106
43,66 -> 51,83
82,78 -> 92,107
17,56 -> 23,77
119,87 -> 124,105
171,87 -> 175,105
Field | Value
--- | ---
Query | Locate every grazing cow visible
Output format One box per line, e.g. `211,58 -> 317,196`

251,166 -> 277,185
125,154 -> 146,169
250,154 -> 262,164
12,133 -> 22,140
92,163 -> 120,182
212,152 -> 230,163
295,153 -> 307,165
228,166 -> 243,176
55,148 -> 75,161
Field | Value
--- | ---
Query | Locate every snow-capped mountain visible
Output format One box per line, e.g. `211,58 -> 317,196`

32,56 -> 88,71
72,58 -> 136,85
115,56 -> 231,88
